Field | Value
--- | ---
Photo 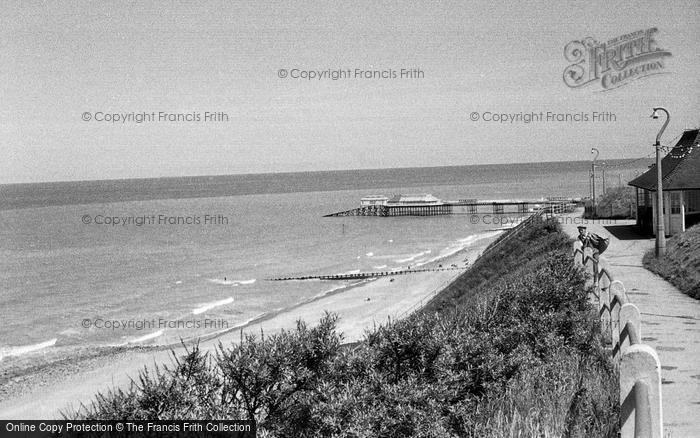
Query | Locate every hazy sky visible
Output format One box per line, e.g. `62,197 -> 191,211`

2,0 -> 698,183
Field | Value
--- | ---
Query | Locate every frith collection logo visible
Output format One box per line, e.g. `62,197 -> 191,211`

563,27 -> 672,91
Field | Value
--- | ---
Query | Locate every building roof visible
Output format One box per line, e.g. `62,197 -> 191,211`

387,194 -> 442,204
629,128 -> 700,191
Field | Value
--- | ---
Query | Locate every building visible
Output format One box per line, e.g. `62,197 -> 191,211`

356,194 -> 451,216
628,128 -> 700,236
384,194 -> 451,216
386,194 -> 442,205
360,195 -> 389,206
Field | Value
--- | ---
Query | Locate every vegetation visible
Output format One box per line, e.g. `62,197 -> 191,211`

585,186 -> 636,219
643,223 -> 700,299
71,218 -> 618,437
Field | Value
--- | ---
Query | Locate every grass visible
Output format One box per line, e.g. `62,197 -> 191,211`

643,223 -> 700,299
586,186 -> 636,219
70,217 -> 618,437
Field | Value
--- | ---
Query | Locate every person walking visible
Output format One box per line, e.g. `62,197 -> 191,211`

577,226 -> 610,261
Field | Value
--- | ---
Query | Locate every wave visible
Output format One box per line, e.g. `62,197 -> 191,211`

315,279 -> 370,297
394,250 -> 432,264
365,252 -> 374,257
127,330 -> 164,344
0,338 -> 57,360
208,278 -> 256,286
373,264 -> 388,270
237,279 -> 256,285
192,297 -> 234,315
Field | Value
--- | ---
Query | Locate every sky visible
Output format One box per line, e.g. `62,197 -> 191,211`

1,0 -> 699,184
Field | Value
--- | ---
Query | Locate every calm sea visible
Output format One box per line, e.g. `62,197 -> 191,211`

0,160 -> 650,361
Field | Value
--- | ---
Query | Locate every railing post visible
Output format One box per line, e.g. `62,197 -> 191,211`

610,280 -> 626,360
598,269 -> 613,343
619,344 -> 663,438
620,303 -> 641,356
592,257 -> 599,289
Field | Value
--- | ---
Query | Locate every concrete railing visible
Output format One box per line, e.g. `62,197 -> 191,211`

573,244 -> 663,438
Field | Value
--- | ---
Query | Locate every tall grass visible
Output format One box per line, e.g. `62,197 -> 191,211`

71,218 -> 618,437
643,223 -> 700,299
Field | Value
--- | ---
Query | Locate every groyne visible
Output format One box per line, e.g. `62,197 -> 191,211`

268,267 -> 463,282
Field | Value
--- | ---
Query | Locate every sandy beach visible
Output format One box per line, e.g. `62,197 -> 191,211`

0,232 -> 500,419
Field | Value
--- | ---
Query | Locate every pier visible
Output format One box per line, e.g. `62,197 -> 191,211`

325,197 -> 578,217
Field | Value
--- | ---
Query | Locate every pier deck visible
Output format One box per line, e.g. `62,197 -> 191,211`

325,199 -> 578,217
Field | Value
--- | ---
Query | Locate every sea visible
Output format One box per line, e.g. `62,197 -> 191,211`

0,160 -> 651,364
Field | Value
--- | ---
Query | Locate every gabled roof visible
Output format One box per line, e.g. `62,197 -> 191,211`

629,128 -> 700,191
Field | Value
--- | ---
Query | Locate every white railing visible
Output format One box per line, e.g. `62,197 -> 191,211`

573,244 -> 663,438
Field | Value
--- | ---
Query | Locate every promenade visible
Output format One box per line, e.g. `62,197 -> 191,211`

559,211 -> 700,437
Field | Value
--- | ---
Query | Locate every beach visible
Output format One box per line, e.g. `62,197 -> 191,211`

0,230 -> 499,419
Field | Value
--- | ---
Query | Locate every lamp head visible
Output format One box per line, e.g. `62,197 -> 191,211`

651,107 -> 665,119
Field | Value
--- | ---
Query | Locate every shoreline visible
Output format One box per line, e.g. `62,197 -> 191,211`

0,230 -> 502,419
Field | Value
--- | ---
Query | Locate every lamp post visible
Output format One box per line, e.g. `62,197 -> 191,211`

591,148 -> 599,217
651,107 -> 669,257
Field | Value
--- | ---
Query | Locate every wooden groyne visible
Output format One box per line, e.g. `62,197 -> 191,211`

268,267 -> 464,281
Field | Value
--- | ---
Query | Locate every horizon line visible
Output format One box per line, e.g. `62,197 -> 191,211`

0,156 -> 654,187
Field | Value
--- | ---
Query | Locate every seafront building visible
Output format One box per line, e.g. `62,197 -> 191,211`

359,194 -> 452,216
629,128 -> 700,236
